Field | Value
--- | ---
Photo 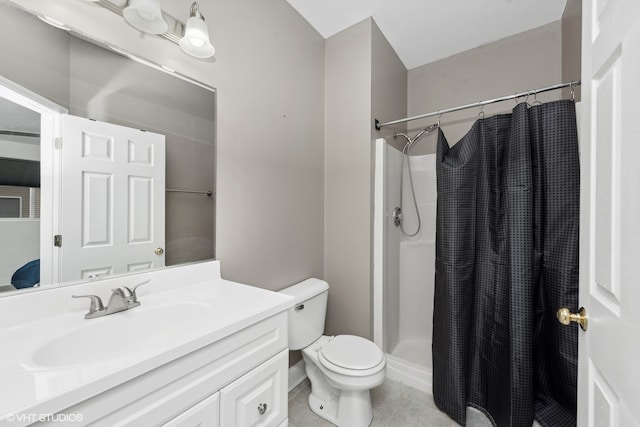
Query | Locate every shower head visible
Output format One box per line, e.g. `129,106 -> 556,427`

411,123 -> 439,144
394,123 -> 439,153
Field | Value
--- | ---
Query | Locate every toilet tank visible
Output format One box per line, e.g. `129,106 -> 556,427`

279,278 -> 329,350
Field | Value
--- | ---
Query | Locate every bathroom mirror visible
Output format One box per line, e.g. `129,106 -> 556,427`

0,1 -> 216,294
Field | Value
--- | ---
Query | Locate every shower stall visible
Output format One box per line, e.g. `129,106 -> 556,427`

373,138 -> 436,393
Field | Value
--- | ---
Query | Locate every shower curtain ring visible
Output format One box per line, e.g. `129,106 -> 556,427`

478,104 -> 485,119
570,82 -> 576,102
532,90 -> 542,106
437,112 -> 442,127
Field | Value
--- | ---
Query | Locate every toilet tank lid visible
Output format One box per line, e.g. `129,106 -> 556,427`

279,278 -> 328,303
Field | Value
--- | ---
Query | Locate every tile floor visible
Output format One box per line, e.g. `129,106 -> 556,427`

288,379 -> 545,426
287,378 -> 461,427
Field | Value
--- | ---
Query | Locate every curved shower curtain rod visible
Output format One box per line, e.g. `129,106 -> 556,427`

374,80 -> 581,131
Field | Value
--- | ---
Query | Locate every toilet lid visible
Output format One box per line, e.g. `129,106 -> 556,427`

320,335 -> 384,370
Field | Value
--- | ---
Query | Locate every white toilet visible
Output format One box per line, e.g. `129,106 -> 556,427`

280,278 -> 386,427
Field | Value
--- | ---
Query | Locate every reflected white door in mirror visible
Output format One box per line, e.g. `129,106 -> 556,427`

0,75 -> 168,291
60,115 -> 166,282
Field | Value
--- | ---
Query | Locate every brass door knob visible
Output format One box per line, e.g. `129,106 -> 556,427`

154,247 -> 164,255
557,307 -> 588,331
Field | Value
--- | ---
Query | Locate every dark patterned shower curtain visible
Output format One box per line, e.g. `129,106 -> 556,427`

432,100 -> 579,427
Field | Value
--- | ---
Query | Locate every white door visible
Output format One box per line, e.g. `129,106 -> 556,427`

578,0 -> 640,425
60,115 -> 165,282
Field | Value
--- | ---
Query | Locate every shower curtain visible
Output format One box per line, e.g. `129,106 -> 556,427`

432,100 -> 579,427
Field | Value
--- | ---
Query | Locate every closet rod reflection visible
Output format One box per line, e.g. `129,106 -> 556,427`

166,189 -> 213,197
375,80 -> 581,130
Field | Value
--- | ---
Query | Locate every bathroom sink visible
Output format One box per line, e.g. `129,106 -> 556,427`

31,302 -> 213,367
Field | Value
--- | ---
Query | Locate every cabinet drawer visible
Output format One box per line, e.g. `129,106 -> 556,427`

220,349 -> 288,427
162,393 -> 219,427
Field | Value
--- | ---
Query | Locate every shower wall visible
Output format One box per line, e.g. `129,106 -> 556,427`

381,143 -> 437,389
395,153 -> 437,362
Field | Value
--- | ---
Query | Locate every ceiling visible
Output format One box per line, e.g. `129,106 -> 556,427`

285,0 -> 568,70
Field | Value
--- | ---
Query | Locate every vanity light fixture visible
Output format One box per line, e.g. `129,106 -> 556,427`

123,0 -> 168,35
80,0 -> 216,59
179,2 -> 215,58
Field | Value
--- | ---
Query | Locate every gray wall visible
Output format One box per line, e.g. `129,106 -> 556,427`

0,4 -> 70,108
324,18 -> 406,340
370,22 -> 407,345
371,24 -> 408,153
324,18 -> 373,339
10,0 -> 326,291
209,1 -> 325,289
562,0 -> 582,101
407,21 -> 563,154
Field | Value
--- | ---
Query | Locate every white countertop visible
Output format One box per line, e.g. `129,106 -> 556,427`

0,261 -> 294,424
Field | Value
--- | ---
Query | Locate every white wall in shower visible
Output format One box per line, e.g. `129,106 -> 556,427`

394,152 -> 436,363
373,138 -> 436,392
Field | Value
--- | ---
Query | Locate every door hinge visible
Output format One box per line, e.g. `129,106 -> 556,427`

55,137 -> 63,149
54,234 -> 62,247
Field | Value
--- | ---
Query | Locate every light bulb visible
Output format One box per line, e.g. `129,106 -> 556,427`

123,0 -> 168,35
189,37 -> 205,48
179,3 -> 215,58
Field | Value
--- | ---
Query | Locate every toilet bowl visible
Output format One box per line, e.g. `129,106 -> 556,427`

280,279 -> 386,427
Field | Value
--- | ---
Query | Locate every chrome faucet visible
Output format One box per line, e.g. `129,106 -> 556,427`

72,279 -> 149,319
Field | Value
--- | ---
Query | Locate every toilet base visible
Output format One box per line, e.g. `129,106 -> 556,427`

308,388 -> 373,427
308,391 -> 338,425
301,336 -> 383,427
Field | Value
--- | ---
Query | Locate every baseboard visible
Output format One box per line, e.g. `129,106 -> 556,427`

288,358 -> 307,392
385,353 -> 432,393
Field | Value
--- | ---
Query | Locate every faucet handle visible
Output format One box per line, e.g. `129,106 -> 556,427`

112,287 -> 133,299
72,294 -> 105,314
129,279 -> 150,303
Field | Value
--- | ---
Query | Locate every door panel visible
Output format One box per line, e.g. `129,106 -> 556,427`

579,0 -> 640,425
82,172 -> 112,247
60,115 -> 165,282
128,176 -> 153,243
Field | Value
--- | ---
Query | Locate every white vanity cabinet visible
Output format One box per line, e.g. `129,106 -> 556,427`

162,350 -> 288,427
162,393 -> 220,427
0,261 -> 294,427
36,312 -> 289,427
218,349 -> 288,426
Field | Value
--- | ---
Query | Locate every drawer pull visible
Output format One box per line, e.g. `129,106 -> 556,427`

295,304 -> 304,311
258,403 -> 268,415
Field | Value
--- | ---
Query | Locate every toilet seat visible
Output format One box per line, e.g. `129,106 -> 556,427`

318,335 -> 384,377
